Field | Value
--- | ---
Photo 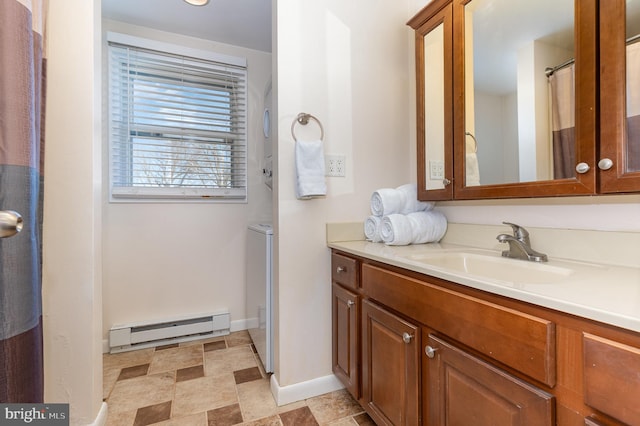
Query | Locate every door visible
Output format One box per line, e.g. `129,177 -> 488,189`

332,283 -> 359,398
362,299 -> 420,426
426,334 -> 554,426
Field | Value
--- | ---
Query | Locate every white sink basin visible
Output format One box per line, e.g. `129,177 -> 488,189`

402,251 -> 575,284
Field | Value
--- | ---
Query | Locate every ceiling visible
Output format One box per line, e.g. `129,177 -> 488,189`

101,0 -> 272,53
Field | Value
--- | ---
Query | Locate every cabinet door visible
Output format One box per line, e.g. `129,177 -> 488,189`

599,0 -> 640,193
408,0 -> 454,201
426,334 -> 554,426
332,283 -> 359,399
361,299 -> 420,426
583,333 -> 640,425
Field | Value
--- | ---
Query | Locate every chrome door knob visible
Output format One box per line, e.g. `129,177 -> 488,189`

425,345 -> 438,359
347,300 -> 355,308
336,266 -> 346,273
402,332 -> 413,344
575,162 -> 590,174
0,210 -> 23,239
598,158 -> 614,170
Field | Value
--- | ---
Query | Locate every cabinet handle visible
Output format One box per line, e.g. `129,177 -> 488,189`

425,345 -> 438,359
336,266 -> 346,273
598,158 -> 614,170
347,300 -> 355,308
442,178 -> 451,186
575,162 -> 590,174
402,332 -> 413,344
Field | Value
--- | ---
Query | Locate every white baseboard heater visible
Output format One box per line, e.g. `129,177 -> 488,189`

109,310 -> 230,353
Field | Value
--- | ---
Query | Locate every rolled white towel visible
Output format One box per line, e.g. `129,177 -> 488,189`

396,183 -> 435,215
380,214 -> 414,246
370,188 -> 403,216
371,183 -> 435,216
364,215 -> 383,243
407,211 -> 448,244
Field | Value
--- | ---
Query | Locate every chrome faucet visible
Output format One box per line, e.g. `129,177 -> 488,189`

496,222 -> 548,262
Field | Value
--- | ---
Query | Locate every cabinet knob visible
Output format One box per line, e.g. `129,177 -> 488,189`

347,300 -> 355,308
402,332 -> 413,344
442,178 -> 451,186
336,266 -> 346,273
598,158 -> 614,170
575,162 -> 590,174
425,345 -> 438,359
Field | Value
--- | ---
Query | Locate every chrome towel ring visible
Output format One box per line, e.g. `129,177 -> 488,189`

291,112 -> 324,142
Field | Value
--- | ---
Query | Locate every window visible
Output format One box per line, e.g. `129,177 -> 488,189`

108,34 -> 247,201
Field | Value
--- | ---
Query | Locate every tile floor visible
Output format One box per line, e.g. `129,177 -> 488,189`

103,330 -> 375,425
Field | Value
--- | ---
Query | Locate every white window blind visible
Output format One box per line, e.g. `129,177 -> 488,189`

108,40 -> 247,201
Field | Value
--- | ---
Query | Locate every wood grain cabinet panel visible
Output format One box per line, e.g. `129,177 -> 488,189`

583,333 -> 640,425
362,299 -> 420,426
332,283 -> 359,399
362,263 -> 556,386
427,334 -> 555,426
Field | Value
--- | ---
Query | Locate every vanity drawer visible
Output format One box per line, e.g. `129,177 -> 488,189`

583,333 -> 640,425
362,263 -> 556,386
331,253 -> 359,290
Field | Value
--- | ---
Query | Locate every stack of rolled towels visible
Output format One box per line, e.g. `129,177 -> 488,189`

364,183 -> 447,246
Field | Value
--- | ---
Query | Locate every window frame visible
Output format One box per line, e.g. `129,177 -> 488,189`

107,32 -> 248,203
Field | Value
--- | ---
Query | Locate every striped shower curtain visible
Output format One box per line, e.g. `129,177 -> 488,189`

549,64 -> 576,179
0,0 -> 48,402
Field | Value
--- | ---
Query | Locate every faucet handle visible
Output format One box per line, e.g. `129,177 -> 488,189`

502,222 -> 530,243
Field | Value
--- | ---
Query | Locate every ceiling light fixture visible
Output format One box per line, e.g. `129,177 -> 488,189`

183,0 -> 209,5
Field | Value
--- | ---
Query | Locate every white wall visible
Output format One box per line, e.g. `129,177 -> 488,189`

43,1 -> 104,424
101,21 -> 273,340
273,0 -> 416,389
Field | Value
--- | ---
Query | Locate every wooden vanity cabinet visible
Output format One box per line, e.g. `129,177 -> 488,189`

426,334 -> 554,426
332,283 -> 360,398
330,250 -> 640,425
583,333 -> 640,425
361,299 -> 420,426
331,252 -> 361,399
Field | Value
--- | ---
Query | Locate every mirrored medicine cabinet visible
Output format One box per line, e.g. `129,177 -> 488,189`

408,0 -> 640,201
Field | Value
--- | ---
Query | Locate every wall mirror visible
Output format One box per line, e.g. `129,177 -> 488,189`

463,0 -> 575,187
621,0 -> 640,173
411,0 -> 640,199
409,0 -> 453,201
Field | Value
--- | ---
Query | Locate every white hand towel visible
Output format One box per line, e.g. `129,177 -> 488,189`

364,215 -> 383,242
465,153 -> 481,186
407,211 -> 448,244
371,183 -> 434,216
380,214 -> 414,246
295,140 -> 327,199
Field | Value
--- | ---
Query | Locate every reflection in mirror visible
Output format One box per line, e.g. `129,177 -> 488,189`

627,0 -> 640,172
424,22 -> 445,190
464,0 -> 575,187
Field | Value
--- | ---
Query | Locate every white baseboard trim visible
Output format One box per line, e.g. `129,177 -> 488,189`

230,319 -> 250,333
87,402 -> 108,426
270,374 -> 344,406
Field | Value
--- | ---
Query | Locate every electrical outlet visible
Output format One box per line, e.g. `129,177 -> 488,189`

429,160 -> 444,180
325,155 -> 346,177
